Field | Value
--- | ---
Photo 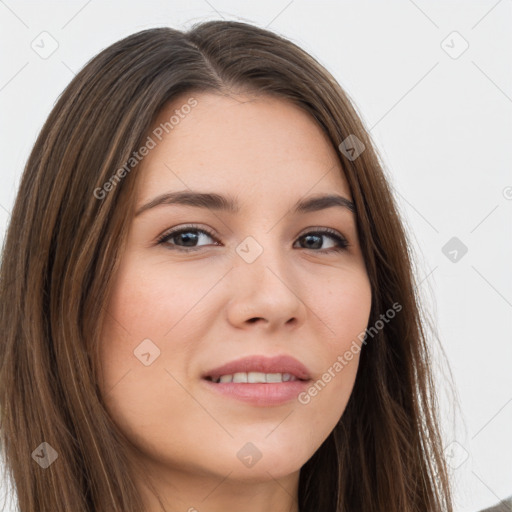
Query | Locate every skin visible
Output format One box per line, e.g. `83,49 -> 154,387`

98,91 -> 372,512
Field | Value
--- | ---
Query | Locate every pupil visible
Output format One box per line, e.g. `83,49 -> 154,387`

305,234 -> 321,249
180,232 -> 197,246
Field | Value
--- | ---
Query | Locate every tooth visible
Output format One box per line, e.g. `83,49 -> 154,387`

247,372 -> 267,383
232,372 -> 248,383
212,372 -> 299,383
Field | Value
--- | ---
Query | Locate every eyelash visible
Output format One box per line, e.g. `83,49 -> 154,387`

155,224 -> 350,254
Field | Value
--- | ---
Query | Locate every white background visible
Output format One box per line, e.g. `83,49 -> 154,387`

0,1 -> 511,511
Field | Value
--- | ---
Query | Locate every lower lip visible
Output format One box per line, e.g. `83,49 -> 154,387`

201,378 -> 310,406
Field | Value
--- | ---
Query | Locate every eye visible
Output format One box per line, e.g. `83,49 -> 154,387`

294,228 -> 349,253
156,225 -> 349,253
156,224 -> 220,252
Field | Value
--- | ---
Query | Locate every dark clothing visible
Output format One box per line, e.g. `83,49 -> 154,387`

479,496 -> 512,512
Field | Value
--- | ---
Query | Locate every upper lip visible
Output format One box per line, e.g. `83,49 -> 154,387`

202,355 -> 311,381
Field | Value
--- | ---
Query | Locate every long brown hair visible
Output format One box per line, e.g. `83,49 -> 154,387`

0,20 -> 454,511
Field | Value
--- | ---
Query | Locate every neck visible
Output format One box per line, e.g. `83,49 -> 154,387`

133,460 -> 301,512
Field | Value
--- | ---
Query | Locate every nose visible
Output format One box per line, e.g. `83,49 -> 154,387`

225,240 -> 306,331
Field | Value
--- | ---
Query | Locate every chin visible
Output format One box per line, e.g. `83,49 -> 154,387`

224,460 -> 303,483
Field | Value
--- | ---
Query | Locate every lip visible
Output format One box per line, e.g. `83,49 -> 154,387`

201,354 -> 311,381
201,354 -> 312,407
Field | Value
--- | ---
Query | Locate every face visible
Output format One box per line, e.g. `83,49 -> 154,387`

98,91 -> 372,503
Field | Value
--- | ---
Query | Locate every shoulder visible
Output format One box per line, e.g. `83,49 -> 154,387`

477,496 -> 512,512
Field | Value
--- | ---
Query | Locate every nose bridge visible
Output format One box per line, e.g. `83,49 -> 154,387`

230,230 -> 302,311
235,231 -> 286,282
232,205 -> 286,264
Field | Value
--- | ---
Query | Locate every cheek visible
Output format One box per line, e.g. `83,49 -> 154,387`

97,261 -> 177,398
100,257 -> 205,359
307,271 -> 371,406
312,267 -> 372,346
97,265 -> 205,455
97,257 -> 220,405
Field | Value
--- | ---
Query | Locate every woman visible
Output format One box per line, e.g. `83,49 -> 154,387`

0,20 -> 454,511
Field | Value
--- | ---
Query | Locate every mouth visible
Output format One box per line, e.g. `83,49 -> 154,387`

200,354 -> 312,406
201,354 -> 311,382
203,372 -> 309,384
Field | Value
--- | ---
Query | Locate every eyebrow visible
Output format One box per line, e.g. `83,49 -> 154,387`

135,190 -> 356,217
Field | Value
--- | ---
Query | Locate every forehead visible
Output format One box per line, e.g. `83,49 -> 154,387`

136,91 -> 351,202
